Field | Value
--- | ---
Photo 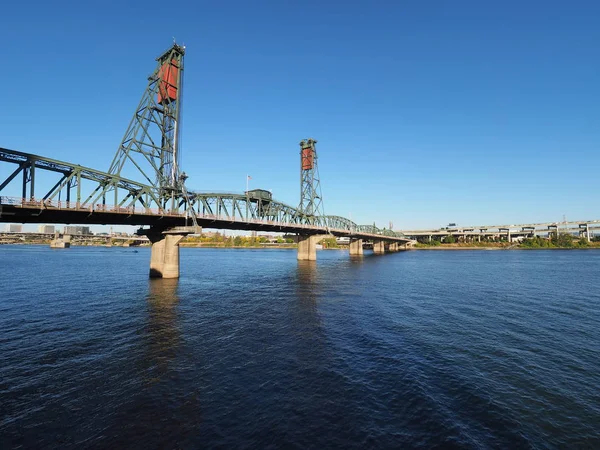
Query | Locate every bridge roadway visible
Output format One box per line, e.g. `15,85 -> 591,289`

0,196 -> 410,243
402,220 -> 600,242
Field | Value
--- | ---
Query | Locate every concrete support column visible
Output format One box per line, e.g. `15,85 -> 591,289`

297,234 -> 317,261
147,230 -> 186,278
389,242 -> 398,252
349,238 -> 363,256
50,232 -> 71,249
373,240 -> 385,254
586,224 -> 591,242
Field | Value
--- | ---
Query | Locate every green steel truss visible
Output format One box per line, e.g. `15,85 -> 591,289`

0,147 -> 406,239
185,192 -> 404,237
108,44 -> 186,212
0,148 -> 157,209
299,139 -> 324,224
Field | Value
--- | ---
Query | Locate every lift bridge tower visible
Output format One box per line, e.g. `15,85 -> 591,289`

108,43 -> 187,212
299,138 -> 324,224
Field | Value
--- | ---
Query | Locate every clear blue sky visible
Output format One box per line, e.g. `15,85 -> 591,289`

1,0 -> 598,230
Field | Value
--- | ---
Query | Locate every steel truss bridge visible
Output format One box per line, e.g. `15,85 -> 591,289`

0,43 -> 411,277
0,147 -> 408,242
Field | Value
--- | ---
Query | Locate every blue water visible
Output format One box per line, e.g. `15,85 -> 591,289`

1,246 -> 599,448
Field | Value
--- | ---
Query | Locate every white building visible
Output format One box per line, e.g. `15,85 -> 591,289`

38,225 -> 55,234
63,226 -> 91,235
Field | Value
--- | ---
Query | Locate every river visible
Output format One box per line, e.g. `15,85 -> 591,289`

1,246 -> 599,448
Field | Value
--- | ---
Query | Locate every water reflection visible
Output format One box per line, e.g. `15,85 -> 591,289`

296,260 -> 323,322
106,280 -> 200,446
144,278 -> 181,385
292,261 -> 327,362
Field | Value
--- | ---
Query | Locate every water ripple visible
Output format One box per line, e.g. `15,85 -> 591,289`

0,247 -> 599,448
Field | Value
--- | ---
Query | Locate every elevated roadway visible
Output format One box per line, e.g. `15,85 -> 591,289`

402,220 -> 600,242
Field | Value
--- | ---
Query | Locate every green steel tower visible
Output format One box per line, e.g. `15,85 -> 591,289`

299,138 -> 324,224
108,43 -> 186,212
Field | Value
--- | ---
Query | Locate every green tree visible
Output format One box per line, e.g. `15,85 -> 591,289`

321,237 -> 339,248
552,233 -> 575,248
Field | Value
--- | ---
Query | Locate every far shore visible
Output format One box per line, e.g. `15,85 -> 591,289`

3,242 -> 600,252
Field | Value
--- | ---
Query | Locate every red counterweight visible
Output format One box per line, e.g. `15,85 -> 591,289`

301,147 -> 314,170
157,59 -> 178,104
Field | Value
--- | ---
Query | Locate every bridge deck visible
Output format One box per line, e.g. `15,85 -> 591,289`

0,199 -> 411,243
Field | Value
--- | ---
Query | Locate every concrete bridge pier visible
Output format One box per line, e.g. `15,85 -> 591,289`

297,234 -> 318,261
349,238 -> 363,256
389,242 -> 398,252
579,224 -> 591,242
142,227 -> 194,278
373,240 -> 385,254
50,232 -> 71,249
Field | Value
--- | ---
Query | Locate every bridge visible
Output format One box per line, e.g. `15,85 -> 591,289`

0,43 -> 412,278
402,220 -> 600,243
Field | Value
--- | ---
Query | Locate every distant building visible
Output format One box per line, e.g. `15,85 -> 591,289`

5,224 -> 22,233
63,226 -> 91,235
38,225 -> 55,234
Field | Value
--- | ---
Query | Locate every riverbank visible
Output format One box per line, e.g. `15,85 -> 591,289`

414,246 -> 505,250
414,242 -> 600,250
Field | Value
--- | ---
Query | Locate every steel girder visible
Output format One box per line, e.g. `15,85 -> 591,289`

185,193 -> 406,238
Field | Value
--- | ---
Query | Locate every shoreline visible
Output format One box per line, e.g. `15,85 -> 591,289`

3,242 -> 600,251
413,245 -> 600,251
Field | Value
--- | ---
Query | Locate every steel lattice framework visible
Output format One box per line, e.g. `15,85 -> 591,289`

108,44 -> 186,212
299,138 -> 324,224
